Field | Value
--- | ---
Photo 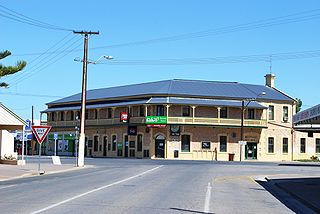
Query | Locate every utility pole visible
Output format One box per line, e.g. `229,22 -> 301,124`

73,31 -> 99,167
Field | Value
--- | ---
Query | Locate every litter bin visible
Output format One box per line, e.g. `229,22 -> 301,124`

228,153 -> 235,161
174,150 -> 179,158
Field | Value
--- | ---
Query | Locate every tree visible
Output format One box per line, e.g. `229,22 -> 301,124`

296,98 -> 302,113
0,50 -> 26,88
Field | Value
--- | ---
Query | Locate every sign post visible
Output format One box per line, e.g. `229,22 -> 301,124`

54,133 -> 58,156
238,141 -> 247,161
31,125 -> 52,175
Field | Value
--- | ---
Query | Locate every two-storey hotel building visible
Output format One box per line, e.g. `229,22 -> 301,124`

42,74 -> 317,161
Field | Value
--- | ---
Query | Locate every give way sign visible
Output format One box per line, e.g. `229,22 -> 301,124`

31,125 -> 52,144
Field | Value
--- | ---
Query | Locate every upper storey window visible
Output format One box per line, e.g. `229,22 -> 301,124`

268,105 -> 274,120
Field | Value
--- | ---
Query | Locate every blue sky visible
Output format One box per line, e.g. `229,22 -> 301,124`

1,0 -> 320,120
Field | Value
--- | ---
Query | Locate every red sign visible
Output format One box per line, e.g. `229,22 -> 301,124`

31,125 -> 52,144
120,112 -> 129,123
146,124 -> 166,128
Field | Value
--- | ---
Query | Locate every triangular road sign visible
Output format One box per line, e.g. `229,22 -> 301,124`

31,125 -> 52,144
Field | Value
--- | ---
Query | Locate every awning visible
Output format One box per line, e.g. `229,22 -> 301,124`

42,97 -> 267,113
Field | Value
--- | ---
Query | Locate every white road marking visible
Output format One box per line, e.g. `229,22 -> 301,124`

0,184 -> 17,190
204,182 -> 212,213
29,165 -> 163,214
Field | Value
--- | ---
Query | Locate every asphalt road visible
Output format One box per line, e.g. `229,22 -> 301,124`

0,158 -> 319,214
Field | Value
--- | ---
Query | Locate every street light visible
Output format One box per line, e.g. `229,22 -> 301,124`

239,92 -> 266,161
74,55 -> 113,64
75,55 -> 113,167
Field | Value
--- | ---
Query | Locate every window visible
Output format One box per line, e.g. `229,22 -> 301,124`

283,106 -> 289,122
269,106 -> 274,120
202,141 -> 211,150
70,111 -> 74,121
300,138 -> 306,153
181,135 -> 191,152
156,105 -> 165,116
137,134 -> 143,152
60,112 -> 64,121
182,106 -> 191,117
268,137 -> 274,153
219,136 -> 227,152
85,110 -> 89,120
283,138 -> 288,154
248,109 -> 255,119
316,139 -> 320,153
112,135 -> 117,151
129,141 -> 135,148
51,112 -> 56,121
139,106 -> 144,117
93,136 -> 99,152
143,150 -> 149,157
94,109 -> 98,119
220,107 -> 228,118
107,108 -> 113,118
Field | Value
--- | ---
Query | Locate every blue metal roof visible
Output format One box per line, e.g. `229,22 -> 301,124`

47,79 -> 293,105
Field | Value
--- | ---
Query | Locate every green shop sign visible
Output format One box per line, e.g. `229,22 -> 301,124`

146,116 -> 167,124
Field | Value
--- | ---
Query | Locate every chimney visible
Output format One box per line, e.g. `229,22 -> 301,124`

265,73 -> 275,88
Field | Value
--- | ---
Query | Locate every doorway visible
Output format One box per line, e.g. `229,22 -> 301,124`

103,136 -> 107,156
155,135 -> 166,158
245,142 -> 257,160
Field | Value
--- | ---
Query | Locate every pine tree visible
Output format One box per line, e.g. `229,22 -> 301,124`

0,50 -> 26,88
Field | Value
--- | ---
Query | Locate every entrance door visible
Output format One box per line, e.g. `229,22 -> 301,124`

124,135 -> 129,157
155,139 -> 165,158
245,142 -> 257,160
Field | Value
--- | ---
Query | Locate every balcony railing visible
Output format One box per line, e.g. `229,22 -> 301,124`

167,117 -> 267,127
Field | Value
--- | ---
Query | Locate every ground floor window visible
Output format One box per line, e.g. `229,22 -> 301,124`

137,134 -> 143,152
316,139 -> 320,153
219,136 -> 227,152
181,135 -> 190,152
143,149 -> 149,157
268,137 -> 274,153
93,136 -> 99,152
300,138 -> 306,153
112,135 -> 117,151
282,138 -> 288,154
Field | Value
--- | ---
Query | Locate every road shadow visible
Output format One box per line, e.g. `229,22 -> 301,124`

256,177 -> 320,214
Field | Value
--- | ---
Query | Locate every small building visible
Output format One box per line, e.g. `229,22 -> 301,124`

0,102 -> 26,160
42,74 -> 318,161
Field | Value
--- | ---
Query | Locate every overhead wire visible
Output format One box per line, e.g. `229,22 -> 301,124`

0,4 -> 73,31
6,33 -> 75,83
8,37 -> 83,86
96,50 -> 320,66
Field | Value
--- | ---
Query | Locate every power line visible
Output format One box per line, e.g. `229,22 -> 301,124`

12,8 -> 320,56
6,33 -> 75,83
96,49 -> 320,66
0,4 -> 73,31
0,91 -> 63,98
8,38 -> 83,86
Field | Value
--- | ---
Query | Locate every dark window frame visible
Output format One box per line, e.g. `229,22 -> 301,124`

219,135 -> 227,152
300,138 -> 306,153
93,135 -> 99,152
112,135 -> 117,151
137,134 -> 143,152
268,137 -> 274,153
282,138 -> 288,154
220,107 -> 228,118
182,106 -> 191,117
269,105 -> 275,120
181,134 -> 191,152
247,109 -> 255,119
316,139 -> 320,153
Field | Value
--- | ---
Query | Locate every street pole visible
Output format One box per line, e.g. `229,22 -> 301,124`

54,138 -> 57,156
240,100 -> 244,162
73,31 -> 99,167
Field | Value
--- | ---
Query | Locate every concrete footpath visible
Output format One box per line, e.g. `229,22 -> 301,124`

0,158 -> 83,181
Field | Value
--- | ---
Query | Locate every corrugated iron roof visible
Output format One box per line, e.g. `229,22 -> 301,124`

0,103 -> 26,129
47,79 -> 294,105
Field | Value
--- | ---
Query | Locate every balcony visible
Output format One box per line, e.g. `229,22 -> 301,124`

167,117 -> 267,128
48,117 -> 146,128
